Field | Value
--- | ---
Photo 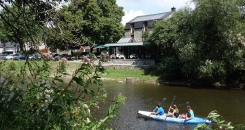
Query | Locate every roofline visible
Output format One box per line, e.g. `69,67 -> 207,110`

126,11 -> 173,24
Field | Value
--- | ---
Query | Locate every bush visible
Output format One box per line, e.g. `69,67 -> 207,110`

0,60 -> 125,129
194,110 -> 245,130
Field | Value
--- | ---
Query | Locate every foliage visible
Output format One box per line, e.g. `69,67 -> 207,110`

158,57 -> 183,80
0,0 -> 126,129
0,0 -> 124,51
145,18 -> 178,59
0,1 -> 48,51
146,0 -> 245,86
194,110 -> 245,130
0,60 -> 125,129
45,0 -> 124,50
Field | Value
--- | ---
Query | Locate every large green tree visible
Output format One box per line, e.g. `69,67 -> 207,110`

45,0 -> 124,51
146,0 -> 245,86
0,1 -> 55,51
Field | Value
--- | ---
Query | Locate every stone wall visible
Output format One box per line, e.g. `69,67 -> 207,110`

124,30 -> 131,38
124,29 -> 153,42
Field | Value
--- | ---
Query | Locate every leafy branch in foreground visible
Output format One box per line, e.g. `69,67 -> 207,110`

194,110 -> 245,130
0,60 -> 125,129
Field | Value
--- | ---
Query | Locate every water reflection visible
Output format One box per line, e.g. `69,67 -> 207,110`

93,80 -> 245,129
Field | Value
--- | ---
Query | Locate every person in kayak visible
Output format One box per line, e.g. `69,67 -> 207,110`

167,104 -> 179,118
179,105 -> 194,119
151,103 -> 164,115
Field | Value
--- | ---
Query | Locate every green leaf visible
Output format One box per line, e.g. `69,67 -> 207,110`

72,77 -> 84,86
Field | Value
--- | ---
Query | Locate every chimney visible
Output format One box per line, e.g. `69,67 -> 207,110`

171,7 -> 176,12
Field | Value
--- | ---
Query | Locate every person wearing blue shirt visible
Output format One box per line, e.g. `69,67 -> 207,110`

186,106 -> 194,118
179,105 -> 194,119
151,103 -> 164,115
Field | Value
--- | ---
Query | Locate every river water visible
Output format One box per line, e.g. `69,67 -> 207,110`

93,80 -> 245,130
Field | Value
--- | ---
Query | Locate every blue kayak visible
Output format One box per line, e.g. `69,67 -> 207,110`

137,110 -> 211,124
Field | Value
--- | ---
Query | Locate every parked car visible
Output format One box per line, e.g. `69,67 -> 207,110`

52,54 -> 72,61
37,54 -> 42,60
18,55 -> 28,60
54,54 -> 61,61
0,54 -> 8,60
52,53 -> 59,57
29,54 -> 38,60
5,54 -> 14,60
41,54 -> 53,61
12,54 -> 21,60
60,54 -> 72,60
51,54 -> 60,61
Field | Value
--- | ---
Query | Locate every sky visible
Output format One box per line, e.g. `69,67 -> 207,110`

116,0 -> 194,25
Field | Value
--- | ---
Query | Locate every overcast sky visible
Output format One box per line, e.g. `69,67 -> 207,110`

116,0 -> 194,25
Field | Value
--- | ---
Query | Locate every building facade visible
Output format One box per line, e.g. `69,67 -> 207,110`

0,42 -> 20,54
124,7 -> 176,42
102,7 -> 176,59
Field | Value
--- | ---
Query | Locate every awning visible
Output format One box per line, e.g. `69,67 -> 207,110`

95,45 -> 108,49
104,42 -> 144,47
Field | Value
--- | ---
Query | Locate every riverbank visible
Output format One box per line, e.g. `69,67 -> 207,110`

0,60 -> 159,83
2,60 -> 243,89
99,66 -> 159,83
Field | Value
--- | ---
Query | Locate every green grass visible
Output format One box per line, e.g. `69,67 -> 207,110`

0,60 -> 80,73
102,67 -> 159,82
0,60 -> 159,82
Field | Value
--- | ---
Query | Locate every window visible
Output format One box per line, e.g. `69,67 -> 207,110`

142,22 -> 148,32
130,24 -> 134,34
130,24 -> 135,38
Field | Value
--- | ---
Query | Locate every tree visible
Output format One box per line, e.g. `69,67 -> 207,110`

0,1 -> 54,51
146,0 -> 245,86
145,9 -> 192,80
45,0 -> 124,51
188,0 -> 245,84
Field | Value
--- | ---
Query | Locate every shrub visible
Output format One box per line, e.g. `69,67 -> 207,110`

0,60 -> 125,129
194,110 -> 245,130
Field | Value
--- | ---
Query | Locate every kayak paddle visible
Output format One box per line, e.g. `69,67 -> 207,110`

168,96 -> 176,112
153,98 -> 166,112
161,98 -> 167,106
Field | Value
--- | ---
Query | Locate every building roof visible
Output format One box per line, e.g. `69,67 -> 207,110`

127,12 -> 173,23
117,38 -> 136,43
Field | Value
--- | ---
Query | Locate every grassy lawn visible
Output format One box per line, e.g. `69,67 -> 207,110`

0,60 -> 80,73
1,60 -> 159,82
102,67 -> 159,82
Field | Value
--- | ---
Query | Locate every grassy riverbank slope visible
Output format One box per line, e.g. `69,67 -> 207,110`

101,66 -> 159,82
1,60 -> 159,82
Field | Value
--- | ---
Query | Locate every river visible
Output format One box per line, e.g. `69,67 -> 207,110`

92,80 -> 245,130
